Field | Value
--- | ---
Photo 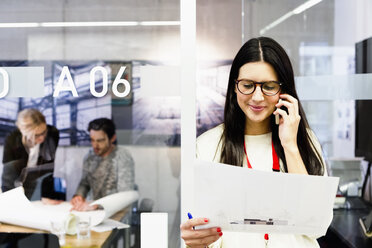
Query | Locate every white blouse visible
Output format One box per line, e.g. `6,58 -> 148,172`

196,124 -> 330,248
27,143 -> 40,168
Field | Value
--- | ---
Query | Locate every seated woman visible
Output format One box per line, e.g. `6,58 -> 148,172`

1,108 -> 62,200
180,37 -> 330,247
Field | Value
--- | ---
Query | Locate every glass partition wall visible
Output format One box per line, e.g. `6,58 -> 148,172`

0,1 -> 181,247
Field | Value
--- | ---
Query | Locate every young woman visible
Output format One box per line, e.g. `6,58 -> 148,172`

180,37 -> 330,247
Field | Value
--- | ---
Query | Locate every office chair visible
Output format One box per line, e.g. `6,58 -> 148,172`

0,232 -> 60,248
111,188 -> 154,248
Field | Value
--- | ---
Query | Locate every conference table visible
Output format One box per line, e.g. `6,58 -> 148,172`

0,207 -> 130,248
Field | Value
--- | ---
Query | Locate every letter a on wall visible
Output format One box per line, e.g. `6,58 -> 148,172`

53,66 -> 79,97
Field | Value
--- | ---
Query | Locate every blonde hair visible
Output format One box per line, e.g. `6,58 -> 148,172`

16,108 -> 46,147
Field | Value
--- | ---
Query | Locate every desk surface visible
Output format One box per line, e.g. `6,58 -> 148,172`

0,208 -> 129,248
329,198 -> 372,248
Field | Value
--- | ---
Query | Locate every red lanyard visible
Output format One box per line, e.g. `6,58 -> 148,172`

243,138 -> 280,247
243,139 -> 280,172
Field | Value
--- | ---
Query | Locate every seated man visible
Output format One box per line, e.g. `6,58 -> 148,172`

71,118 -> 135,211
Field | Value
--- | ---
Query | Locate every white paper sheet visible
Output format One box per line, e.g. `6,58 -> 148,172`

0,187 -> 76,232
0,187 -> 139,234
91,190 -> 139,219
91,219 -> 130,232
193,160 -> 339,237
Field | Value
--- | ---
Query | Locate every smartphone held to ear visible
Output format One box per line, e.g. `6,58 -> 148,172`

275,113 -> 280,125
275,99 -> 289,125
275,99 -> 281,125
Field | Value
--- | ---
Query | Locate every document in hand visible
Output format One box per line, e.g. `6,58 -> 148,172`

193,160 -> 339,237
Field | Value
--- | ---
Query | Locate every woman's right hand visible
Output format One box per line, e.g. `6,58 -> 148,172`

180,217 -> 222,248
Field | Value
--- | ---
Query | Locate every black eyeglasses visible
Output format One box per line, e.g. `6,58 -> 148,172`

235,79 -> 282,96
34,128 -> 48,138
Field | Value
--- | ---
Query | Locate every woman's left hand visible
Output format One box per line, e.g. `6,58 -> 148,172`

273,94 -> 301,149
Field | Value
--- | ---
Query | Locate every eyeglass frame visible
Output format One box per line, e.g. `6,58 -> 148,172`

235,79 -> 283,96
34,127 -> 48,138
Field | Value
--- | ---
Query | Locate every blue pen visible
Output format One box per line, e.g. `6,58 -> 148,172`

187,212 -> 195,230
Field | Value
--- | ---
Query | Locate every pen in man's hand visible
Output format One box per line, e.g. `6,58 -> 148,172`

187,212 -> 195,230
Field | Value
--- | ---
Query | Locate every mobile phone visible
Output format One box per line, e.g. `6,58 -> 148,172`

275,99 -> 281,125
275,99 -> 289,125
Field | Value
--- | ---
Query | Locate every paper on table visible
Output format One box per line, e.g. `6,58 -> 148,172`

0,187 -> 79,233
0,187 -> 138,234
32,201 -> 106,230
91,190 -> 139,219
91,219 -> 130,232
193,160 -> 339,237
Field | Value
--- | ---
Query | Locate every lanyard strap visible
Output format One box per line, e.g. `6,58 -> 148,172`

243,139 -> 280,172
243,139 -> 279,246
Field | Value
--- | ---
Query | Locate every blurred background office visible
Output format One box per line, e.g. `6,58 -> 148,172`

0,0 -> 372,247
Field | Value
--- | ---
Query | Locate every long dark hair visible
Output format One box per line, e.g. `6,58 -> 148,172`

220,37 -> 324,176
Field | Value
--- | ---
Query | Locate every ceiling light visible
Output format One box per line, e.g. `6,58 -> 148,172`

0,21 -> 180,28
260,0 -> 323,35
293,0 -> 322,14
41,21 -> 139,27
0,22 -> 40,28
140,21 -> 180,26
259,12 -> 294,35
